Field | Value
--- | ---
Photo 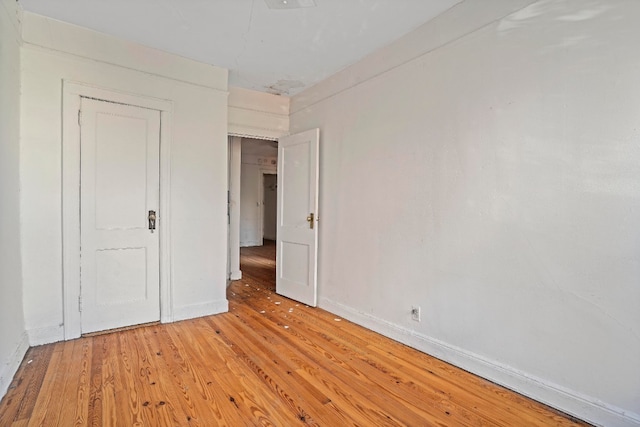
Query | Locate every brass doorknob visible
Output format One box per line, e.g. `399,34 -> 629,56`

306,213 -> 314,229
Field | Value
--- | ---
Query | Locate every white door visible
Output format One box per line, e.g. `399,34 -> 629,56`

80,98 -> 161,334
276,129 -> 319,306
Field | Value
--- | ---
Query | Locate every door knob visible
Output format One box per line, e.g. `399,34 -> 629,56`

148,210 -> 156,233
306,213 -> 314,229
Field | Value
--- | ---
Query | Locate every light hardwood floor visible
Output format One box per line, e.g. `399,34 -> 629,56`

0,241 -> 589,426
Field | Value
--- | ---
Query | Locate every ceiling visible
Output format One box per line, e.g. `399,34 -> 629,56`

18,0 -> 462,96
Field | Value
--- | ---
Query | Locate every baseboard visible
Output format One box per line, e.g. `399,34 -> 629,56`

27,324 -> 64,346
0,331 -> 29,400
319,297 -> 640,427
240,241 -> 262,247
172,299 -> 229,322
230,270 -> 242,281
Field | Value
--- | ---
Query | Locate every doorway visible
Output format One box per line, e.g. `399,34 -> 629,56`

228,130 -> 319,306
228,137 -> 279,282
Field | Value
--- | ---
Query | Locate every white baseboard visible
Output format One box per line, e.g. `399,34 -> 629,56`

171,299 -> 229,322
27,324 -> 64,346
319,297 -> 640,427
0,331 -> 29,401
240,241 -> 262,247
230,270 -> 242,281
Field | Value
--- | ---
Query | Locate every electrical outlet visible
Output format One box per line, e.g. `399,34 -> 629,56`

411,306 -> 421,322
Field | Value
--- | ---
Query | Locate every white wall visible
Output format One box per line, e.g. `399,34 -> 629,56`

290,1 -> 640,426
20,11 -> 230,344
240,163 -> 264,247
0,0 -> 28,400
263,174 -> 278,241
228,87 -> 289,140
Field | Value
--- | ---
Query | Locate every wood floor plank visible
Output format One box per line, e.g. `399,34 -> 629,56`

56,338 -> 91,426
72,338 -> 92,426
230,286 -> 491,425
1,241 -> 590,426
150,322 -> 247,426
171,318 -> 300,426
228,297 -> 453,426
207,315 -> 326,426
114,331 -> 146,426
132,326 -> 185,426
0,345 -> 53,426
27,341 -> 74,426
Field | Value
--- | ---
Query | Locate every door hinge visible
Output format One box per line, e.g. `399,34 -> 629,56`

78,294 -> 82,312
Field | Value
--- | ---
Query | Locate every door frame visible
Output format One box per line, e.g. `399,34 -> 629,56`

227,133 -> 278,281
62,81 -> 173,340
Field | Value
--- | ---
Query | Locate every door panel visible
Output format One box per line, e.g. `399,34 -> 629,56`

95,248 -> 148,305
276,129 -> 319,307
94,113 -> 149,230
281,142 -> 311,227
80,98 -> 161,334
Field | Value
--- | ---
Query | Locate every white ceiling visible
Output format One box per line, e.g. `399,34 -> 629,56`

18,0 -> 462,96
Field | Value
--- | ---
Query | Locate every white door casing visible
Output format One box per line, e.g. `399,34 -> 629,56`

80,98 -> 161,333
62,81 -> 173,340
276,129 -> 320,307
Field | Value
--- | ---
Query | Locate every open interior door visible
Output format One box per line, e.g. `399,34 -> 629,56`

276,129 -> 319,306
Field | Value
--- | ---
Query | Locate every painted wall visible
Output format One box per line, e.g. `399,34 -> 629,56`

0,0 -> 28,400
20,11 -> 229,344
240,163 -> 264,247
228,87 -> 289,140
290,1 -> 640,426
263,174 -> 278,241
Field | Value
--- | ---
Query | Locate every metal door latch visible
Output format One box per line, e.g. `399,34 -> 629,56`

148,210 -> 156,233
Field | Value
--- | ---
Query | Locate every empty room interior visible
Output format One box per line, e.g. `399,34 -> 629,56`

1,0 -> 639,425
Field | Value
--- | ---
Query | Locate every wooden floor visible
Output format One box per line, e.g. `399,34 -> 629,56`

0,240 -> 589,426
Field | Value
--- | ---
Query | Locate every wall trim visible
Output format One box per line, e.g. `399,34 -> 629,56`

27,325 -> 64,346
228,132 -> 279,141
0,331 -> 29,400
240,240 -> 264,248
62,81 -> 174,339
172,299 -> 229,323
319,297 -> 640,427
227,127 -> 287,141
